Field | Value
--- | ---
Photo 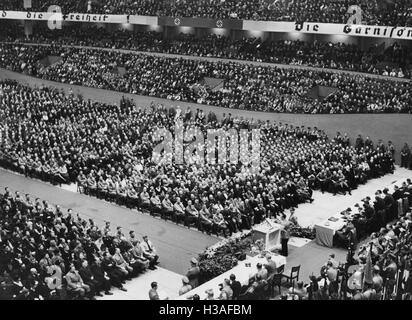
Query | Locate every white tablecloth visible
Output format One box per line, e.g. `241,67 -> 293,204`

178,253 -> 286,300
314,218 -> 347,248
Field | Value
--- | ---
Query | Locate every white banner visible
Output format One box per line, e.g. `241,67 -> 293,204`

243,20 -> 412,40
0,11 -> 157,25
1,11 -> 411,40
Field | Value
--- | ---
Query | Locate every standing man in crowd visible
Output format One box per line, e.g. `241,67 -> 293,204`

229,274 -> 242,300
280,218 -> 292,257
401,143 -> 411,169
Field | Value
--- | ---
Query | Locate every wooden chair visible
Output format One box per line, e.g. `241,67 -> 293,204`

266,273 -> 275,297
276,264 -> 285,275
282,265 -> 301,285
271,274 -> 283,297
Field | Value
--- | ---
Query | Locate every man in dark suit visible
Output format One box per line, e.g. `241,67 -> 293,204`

383,188 -> 396,222
90,257 -> 113,296
79,259 -> 101,297
374,194 -> 386,230
280,220 -> 291,257
229,274 -> 242,300
101,253 -> 127,292
392,185 -> 404,202
400,143 -> 411,168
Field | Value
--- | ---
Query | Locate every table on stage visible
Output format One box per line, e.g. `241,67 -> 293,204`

314,217 -> 347,248
178,253 -> 286,300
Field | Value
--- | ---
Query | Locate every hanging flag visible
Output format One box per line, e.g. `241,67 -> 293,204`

363,243 -> 374,287
23,0 -> 32,9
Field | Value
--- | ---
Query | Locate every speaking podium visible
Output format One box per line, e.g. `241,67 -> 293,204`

252,219 -> 283,251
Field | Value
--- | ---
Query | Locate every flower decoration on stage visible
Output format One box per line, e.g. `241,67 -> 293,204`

197,231 -> 252,283
289,225 -> 316,240
203,230 -> 252,258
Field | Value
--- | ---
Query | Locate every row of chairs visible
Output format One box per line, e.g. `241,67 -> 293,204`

237,264 -> 301,300
269,265 -> 301,297
79,185 -> 247,237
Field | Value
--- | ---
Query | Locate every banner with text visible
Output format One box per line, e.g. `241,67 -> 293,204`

0,11 -> 157,25
243,20 -> 412,40
1,11 -> 412,40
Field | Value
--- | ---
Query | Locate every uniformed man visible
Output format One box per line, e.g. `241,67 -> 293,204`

186,258 -> 200,289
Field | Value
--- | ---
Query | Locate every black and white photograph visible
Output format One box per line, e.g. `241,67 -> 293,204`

0,0 -> 412,309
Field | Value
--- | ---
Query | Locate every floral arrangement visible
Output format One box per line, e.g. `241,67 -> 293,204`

289,225 -> 316,240
202,230 -> 252,258
195,225 -> 315,284
197,231 -> 252,284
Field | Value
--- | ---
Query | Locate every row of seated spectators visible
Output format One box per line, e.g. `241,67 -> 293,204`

0,81 -> 396,238
1,0 -> 412,26
1,22 -> 411,80
184,181 -> 412,300
0,187 -> 160,300
200,182 -> 412,300
292,202 -> 412,301
0,42 -> 411,113
313,187 -> 412,300
334,180 -> 412,247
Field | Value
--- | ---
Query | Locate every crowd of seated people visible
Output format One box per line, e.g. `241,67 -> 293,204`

310,199 -> 412,301
334,179 -> 412,248
1,0 -> 412,26
1,22 -> 411,79
0,80 -> 396,237
0,187 -> 160,300
195,188 -> 412,300
0,42 -> 411,113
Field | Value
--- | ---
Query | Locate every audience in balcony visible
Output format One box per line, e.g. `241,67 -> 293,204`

0,42 -> 411,114
1,22 -> 411,80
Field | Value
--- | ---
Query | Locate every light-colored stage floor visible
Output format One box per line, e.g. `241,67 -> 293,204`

97,267 -> 183,300
293,166 -> 412,228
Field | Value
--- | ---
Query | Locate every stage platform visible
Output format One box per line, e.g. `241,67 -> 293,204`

291,166 -> 412,228
97,267 -> 183,300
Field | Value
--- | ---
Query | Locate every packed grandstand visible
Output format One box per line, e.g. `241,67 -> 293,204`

0,0 -> 412,302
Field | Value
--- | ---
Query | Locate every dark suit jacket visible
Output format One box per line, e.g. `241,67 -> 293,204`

230,280 -> 242,299
90,263 -> 106,283
186,267 -> 200,288
79,266 -> 94,283
392,190 -> 403,201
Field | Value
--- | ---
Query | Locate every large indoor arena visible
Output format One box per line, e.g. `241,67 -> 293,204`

1,0 -> 412,304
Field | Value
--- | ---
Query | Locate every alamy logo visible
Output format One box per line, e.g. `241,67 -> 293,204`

152,118 -> 261,173
47,5 -> 63,30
